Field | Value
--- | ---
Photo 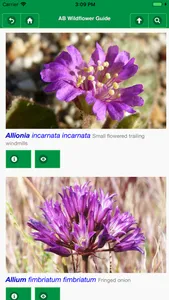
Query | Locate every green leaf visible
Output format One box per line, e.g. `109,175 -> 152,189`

6,98 -> 58,129
117,113 -> 142,129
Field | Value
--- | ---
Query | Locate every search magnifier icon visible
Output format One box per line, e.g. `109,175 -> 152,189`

154,17 -> 161,24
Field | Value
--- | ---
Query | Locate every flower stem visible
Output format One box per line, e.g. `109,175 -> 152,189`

71,250 -> 76,273
109,243 -> 112,273
102,117 -> 118,129
81,113 -> 94,129
81,255 -> 89,273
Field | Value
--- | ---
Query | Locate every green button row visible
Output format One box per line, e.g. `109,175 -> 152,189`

6,287 -> 60,300
2,13 -> 39,28
6,150 -> 60,168
130,13 -> 167,27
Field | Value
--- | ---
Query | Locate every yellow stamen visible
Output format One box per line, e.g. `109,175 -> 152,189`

109,89 -> 115,96
77,76 -> 82,87
114,73 -> 119,78
97,60 -> 102,65
77,75 -> 86,87
97,65 -> 104,71
97,82 -> 104,88
105,73 -> 111,79
103,61 -> 109,67
89,66 -> 94,72
117,93 -> 121,98
113,82 -> 119,89
83,66 -> 94,73
88,75 -> 95,81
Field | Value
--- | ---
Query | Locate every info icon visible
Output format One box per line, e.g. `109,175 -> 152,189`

10,293 -> 18,300
10,155 -> 18,163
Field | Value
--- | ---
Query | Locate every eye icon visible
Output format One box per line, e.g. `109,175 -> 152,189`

39,155 -> 47,163
40,293 -> 48,299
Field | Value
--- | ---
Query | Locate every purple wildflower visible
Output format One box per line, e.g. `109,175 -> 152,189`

27,183 -> 145,258
41,43 -> 144,121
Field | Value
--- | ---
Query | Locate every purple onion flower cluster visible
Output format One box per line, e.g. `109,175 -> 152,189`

27,183 -> 145,258
41,43 -> 144,121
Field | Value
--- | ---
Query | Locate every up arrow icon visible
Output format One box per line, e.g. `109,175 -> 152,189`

136,17 -> 143,24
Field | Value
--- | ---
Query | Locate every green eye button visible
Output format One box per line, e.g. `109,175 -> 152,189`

35,288 -> 60,300
35,150 -> 60,168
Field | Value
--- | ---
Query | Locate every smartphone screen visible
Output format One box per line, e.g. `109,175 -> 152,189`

1,1 -> 168,300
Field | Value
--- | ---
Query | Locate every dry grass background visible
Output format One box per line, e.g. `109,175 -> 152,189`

6,177 -> 166,273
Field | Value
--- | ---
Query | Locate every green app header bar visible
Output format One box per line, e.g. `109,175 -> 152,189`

0,0 -> 168,28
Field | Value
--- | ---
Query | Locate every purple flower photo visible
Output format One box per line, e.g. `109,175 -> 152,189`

27,182 -> 145,271
6,33 -> 166,129
41,43 -> 144,122
6,177 -> 166,273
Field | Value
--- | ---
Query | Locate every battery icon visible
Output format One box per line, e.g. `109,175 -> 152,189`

153,2 -> 163,6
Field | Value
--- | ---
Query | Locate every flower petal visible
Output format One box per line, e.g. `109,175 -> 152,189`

46,245 -> 71,257
110,51 -> 130,73
85,91 -> 97,104
56,82 -> 84,102
105,45 -> 119,67
93,100 -> 107,120
122,95 -> 144,107
40,63 -> 73,83
118,58 -> 138,81
44,78 -> 75,93
112,228 -> 145,254
55,51 -> 73,67
121,84 -> 144,96
67,45 -> 84,66
107,102 -> 124,121
116,103 -> 136,114
98,228 -> 109,248
44,82 -> 59,92
89,43 -> 106,65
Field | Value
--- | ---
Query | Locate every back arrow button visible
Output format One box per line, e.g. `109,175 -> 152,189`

8,17 -> 16,25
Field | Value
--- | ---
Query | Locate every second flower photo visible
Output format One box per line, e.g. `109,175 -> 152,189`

6,177 -> 166,273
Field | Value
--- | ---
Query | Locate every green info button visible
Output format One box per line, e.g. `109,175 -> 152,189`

6,288 -> 31,300
6,150 -> 31,168
35,150 -> 60,168
35,288 -> 60,300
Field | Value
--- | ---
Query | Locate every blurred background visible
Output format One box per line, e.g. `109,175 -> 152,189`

6,33 -> 166,129
6,177 -> 166,273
